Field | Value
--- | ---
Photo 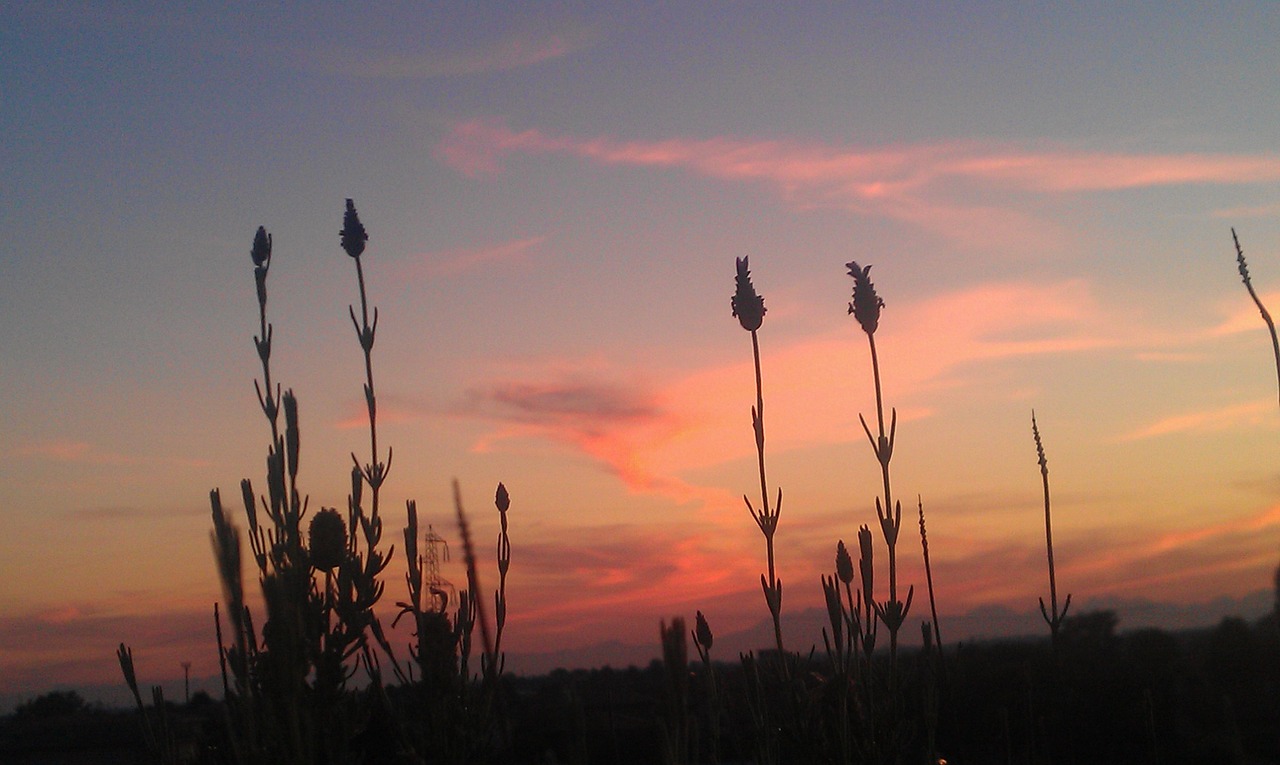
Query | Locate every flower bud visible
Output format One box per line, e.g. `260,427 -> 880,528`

858,524 -> 874,602
240,478 -> 258,532
846,261 -> 884,335
340,199 -> 368,258
495,482 -> 510,513
350,465 -> 363,509
308,507 -> 347,572
836,539 -> 854,585
731,257 -> 767,332
251,226 -> 272,267
694,610 -> 714,652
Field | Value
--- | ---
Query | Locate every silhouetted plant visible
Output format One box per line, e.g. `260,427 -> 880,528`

1032,411 -> 1071,648
122,201 -> 513,764
1232,228 -> 1280,408
917,496 -> 944,671
115,644 -> 176,761
819,540 -> 858,763
658,617 -> 691,765
196,203 -> 401,763
732,257 -> 786,657
847,261 -> 915,682
691,610 -> 721,765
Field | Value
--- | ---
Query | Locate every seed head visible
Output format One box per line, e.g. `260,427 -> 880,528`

822,575 -> 843,643
495,482 -> 510,514
846,261 -> 884,335
694,610 -> 714,652
340,199 -> 368,258
1032,411 -> 1048,476
1235,228 -> 1251,284
836,539 -> 854,585
731,257 -> 767,332
251,226 -> 272,267
308,507 -> 347,572
858,524 -> 875,600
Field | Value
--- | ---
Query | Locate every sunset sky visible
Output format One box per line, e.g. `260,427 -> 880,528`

4,3 -> 1280,706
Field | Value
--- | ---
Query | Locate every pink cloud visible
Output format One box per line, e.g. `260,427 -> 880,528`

459,280 -> 1129,517
482,525 -> 772,653
436,120 -> 1280,248
0,606 -> 216,696
1212,201 -> 1280,219
913,492 -> 1280,615
414,235 -> 545,277
1117,400 -> 1273,441
11,440 -> 135,465
1051,503 -> 1280,601
946,151 -> 1280,191
462,374 -> 735,510
309,24 -> 595,79
9,439 -> 212,469
1210,290 -> 1280,336
439,120 -> 1280,192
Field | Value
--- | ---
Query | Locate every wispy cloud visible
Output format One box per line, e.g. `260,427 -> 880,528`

9,439 -> 210,468
0,606 -> 214,695
334,394 -> 434,431
11,440 -> 137,465
436,120 -> 1280,247
308,24 -> 595,79
1056,503 -> 1280,599
1210,290 -> 1280,336
502,525 -> 758,637
439,120 -> 1280,191
67,504 -> 206,521
1118,400 -> 1273,441
414,235 -> 545,277
462,374 -> 727,507
1211,201 -> 1280,219
459,279 -> 1133,513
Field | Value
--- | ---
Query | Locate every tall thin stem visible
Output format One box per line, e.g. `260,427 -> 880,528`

355,256 -> 379,472
1034,411 -> 1071,648
733,257 -> 783,659
752,329 -> 785,656
848,260 -> 912,685
919,496 -> 943,660
868,334 -> 894,600
1233,228 -> 1280,408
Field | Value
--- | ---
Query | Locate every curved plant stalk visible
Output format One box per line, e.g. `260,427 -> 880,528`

1233,228 -> 1280,408
1033,411 -> 1071,648
918,496 -> 944,671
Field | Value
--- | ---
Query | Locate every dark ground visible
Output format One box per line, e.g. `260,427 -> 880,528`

4,611 -> 1279,764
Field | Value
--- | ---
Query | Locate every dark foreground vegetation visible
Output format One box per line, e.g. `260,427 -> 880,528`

79,207 -> 1280,763
6,611 -> 1280,763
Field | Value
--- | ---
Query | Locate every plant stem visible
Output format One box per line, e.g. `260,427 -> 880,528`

1034,411 -> 1070,647
752,329 -> 784,656
1233,228 -> 1280,408
867,332 -> 901,670
919,496 -> 944,666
